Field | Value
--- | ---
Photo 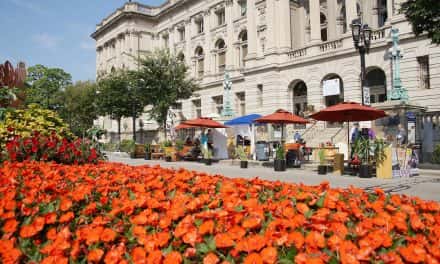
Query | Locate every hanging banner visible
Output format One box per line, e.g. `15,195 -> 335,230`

363,87 -> 371,105
323,79 -> 340,96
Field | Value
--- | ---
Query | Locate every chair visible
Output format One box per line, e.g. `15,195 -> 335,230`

151,144 -> 164,160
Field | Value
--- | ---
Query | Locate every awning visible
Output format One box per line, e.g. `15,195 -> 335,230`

224,114 -> 262,126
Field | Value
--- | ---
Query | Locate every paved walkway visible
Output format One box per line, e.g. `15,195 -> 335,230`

108,154 -> 440,202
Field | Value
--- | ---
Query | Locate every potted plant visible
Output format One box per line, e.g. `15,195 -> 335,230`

162,140 -> 174,162
202,147 -> 213,165
353,138 -> 372,178
317,149 -> 327,175
144,143 -> 151,160
235,146 -> 248,169
175,139 -> 184,161
274,146 -> 286,171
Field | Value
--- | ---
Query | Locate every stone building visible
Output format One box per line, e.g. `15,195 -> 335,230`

92,0 -> 440,160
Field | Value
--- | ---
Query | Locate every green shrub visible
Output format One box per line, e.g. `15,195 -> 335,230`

0,104 -> 72,145
102,142 -> 118,152
120,139 -> 135,153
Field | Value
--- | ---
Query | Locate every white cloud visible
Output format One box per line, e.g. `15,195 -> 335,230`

80,40 -> 95,50
32,33 -> 58,49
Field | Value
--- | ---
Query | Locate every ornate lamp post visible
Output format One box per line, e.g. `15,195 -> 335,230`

351,18 -> 372,105
389,28 -> 409,103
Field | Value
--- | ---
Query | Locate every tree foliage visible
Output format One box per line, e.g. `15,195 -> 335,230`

97,70 -> 143,141
58,81 -> 99,137
401,0 -> 440,44
26,64 -> 72,109
135,49 -> 198,138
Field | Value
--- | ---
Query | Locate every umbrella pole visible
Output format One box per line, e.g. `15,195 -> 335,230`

347,121 -> 350,160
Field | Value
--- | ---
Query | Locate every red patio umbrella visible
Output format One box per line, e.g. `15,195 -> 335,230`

174,123 -> 195,130
309,102 -> 387,153
255,109 -> 309,145
182,117 -> 229,128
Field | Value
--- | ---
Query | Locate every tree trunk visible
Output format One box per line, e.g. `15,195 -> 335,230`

117,118 -> 121,144
163,118 -> 167,141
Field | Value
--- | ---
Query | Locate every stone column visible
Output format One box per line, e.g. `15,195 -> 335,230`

204,12 -> 212,75
345,0 -> 357,34
185,19 -> 192,67
370,0 -> 379,28
297,5 -> 306,48
309,0 -> 321,43
278,0 -> 292,51
265,0 -> 277,52
386,0 -> 393,22
327,0 -> 338,39
246,0 -> 257,58
168,28 -> 175,53
226,1 -> 235,70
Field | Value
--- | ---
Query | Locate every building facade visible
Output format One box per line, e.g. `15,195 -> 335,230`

92,0 -> 440,156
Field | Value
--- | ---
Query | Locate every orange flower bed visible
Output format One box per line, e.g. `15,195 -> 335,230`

0,161 -> 439,264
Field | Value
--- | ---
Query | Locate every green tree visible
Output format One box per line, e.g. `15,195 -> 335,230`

97,70 -> 143,143
135,49 -> 198,139
58,81 -> 99,137
26,64 -> 72,109
401,0 -> 440,44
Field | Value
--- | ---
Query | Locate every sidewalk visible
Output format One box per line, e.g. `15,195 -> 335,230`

107,154 -> 440,202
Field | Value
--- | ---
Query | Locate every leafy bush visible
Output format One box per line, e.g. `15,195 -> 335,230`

235,146 -> 248,161
0,104 -> 72,145
433,144 -> 440,164
2,132 -> 103,164
119,139 -> 135,153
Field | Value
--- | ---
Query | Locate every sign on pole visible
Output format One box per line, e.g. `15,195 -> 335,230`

363,87 -> 370,105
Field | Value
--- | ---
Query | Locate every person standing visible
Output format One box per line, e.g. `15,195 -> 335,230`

351,123 -> 360,142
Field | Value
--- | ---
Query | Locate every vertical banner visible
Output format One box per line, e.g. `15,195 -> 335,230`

363,87 -> 370,105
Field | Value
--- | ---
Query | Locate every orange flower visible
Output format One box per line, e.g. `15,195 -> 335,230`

287,232 -> 304,249
88,248 -> 104,262
101,228 -> 117,242
199,220 -> 215,235
260,247 -> 277,264
131,247 -> 146,264
147,250 -> 163,264
203,252 -> 220,264
60,198 -> 72,211
243,253 -> 263,264
215,233 -> 235,248
305,231 -> 325,249
2,219 -> 18,233
398,244 -> 426,263
59,212 -> 74,223
242,217 -> 262,229
164,251 -> 182,264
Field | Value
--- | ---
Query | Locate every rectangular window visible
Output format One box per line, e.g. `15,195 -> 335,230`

257,84 -> 263,107
239,0 -> 247,16
196,19 -> 204,34
217,9 -> 226,26
236,92 -> 246,116
178,28 -> 185,41
197,58 -> 204,78
218,52 -> 226,73
172,102 -> 183,111
418,55 -> 430,89
241,44 -> 248,67
163,35 -> 169,48
192,99 -> 201,118
212,96 -> 223,115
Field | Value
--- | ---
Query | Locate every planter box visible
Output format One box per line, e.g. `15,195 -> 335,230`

240,161 -> 248,169
274,159 -> 286,171
318,165 -> 327,175
359,165 -> 372,178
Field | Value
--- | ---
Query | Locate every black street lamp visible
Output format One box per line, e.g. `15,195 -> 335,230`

351,18 -> 372,105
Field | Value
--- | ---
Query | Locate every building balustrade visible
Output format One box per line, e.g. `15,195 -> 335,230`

287,47 -> 308,59
371,27 -> 386,41
319,39 -> 343,52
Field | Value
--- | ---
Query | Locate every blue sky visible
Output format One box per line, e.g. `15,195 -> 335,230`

0,0 -> 164,82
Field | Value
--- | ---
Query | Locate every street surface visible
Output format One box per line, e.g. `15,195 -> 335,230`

108,154 -> 440,202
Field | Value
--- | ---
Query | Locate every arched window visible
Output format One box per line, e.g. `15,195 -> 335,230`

215,39 -> 226,73
289,80 -> 308,128
238,30 -> 248,67
195,47 -> 204,78
320,13 -> 327,41
365,67 -> 387,103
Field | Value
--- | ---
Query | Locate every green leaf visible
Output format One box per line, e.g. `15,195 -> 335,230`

305,209 -> 315,219
316,192 -> 326,208
234,205 -> 244,212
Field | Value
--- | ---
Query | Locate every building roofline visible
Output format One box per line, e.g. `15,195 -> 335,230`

91,0 -> 189,40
